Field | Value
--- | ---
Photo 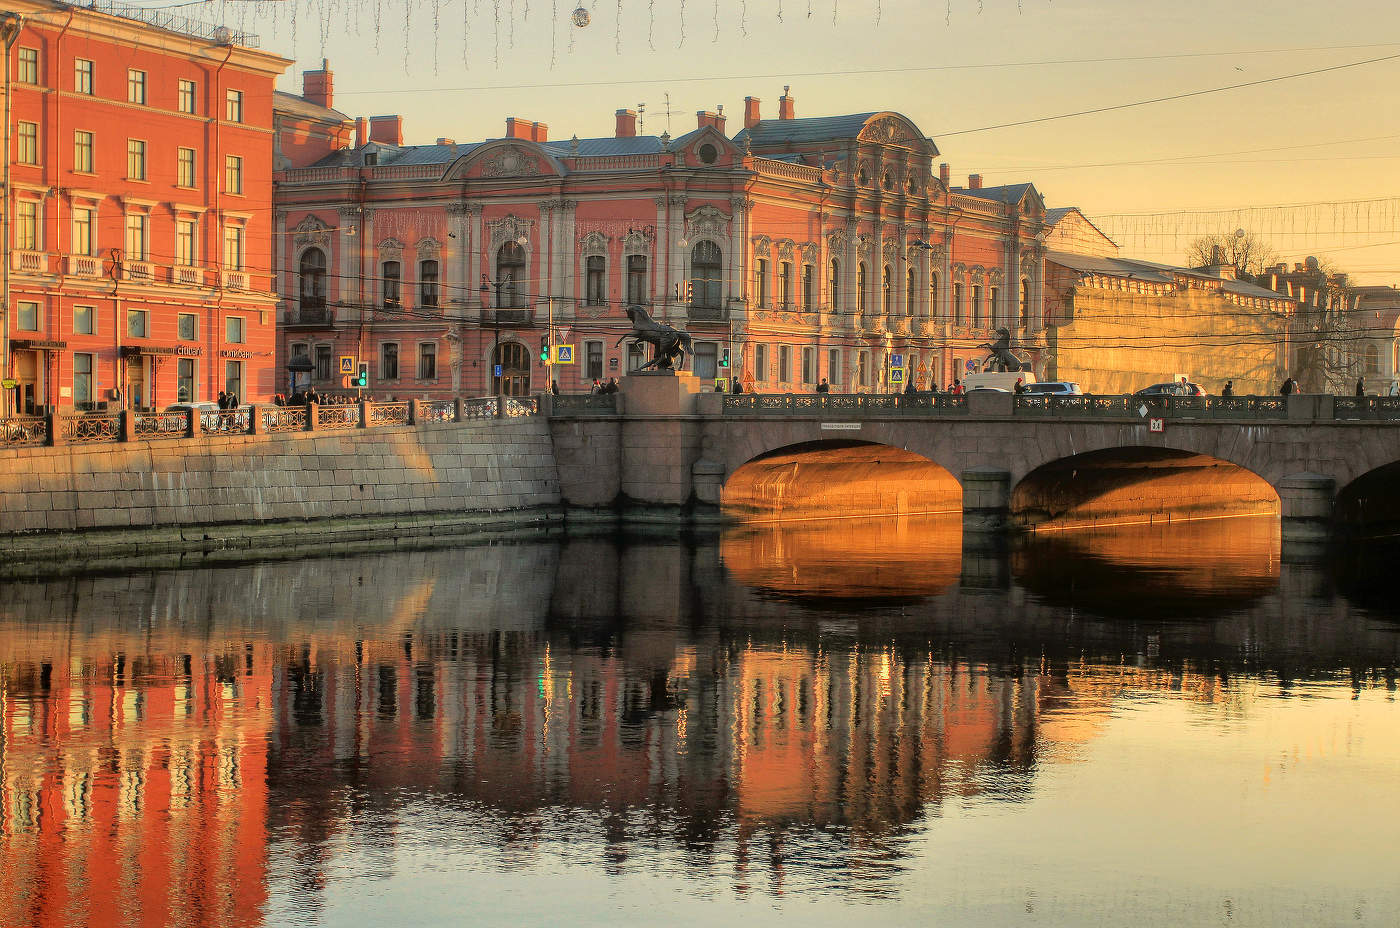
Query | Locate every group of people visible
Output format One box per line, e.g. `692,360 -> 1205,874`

215,390 -> 240,410
589,378 -> 621,394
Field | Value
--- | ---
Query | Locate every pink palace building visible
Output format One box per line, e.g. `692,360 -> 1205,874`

273,65 -> 1052,397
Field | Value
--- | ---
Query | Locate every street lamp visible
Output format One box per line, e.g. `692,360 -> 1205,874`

480,272 -> 509,395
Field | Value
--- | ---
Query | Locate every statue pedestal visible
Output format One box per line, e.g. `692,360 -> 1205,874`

621,370 -> 701,415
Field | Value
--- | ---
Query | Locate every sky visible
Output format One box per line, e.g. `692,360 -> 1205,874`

212,0 -> 1400,282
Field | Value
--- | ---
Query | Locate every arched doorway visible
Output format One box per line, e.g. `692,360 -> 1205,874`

495,342 -> 531,395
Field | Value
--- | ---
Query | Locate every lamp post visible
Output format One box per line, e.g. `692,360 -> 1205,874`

479,273 -> 508,395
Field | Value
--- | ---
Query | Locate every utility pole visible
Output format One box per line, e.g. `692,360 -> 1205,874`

1,13 -> 25,418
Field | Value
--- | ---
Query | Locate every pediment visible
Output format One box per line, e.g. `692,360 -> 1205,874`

444,139 -> 567,181
858,112 -> 938,156
676,125 -> 740,167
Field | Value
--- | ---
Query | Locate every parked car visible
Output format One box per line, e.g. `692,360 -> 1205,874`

967,386 -> 1009,393
1134,381 -> 1205,397
1022,381 -> 1083,395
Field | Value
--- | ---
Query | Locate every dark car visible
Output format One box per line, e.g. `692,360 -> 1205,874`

1134,381 -> 1205,397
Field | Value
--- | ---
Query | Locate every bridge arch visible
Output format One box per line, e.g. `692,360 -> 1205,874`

1335,460 -> 1400,536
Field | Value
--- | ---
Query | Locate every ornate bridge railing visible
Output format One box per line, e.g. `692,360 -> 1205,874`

723,393 -> 969,416
134,410 -> 191,438
1333,396 -> 1400,420
1,417 -> 48,447
1015,395 -> 1289,420
368,402 -> 410,426
551,394 -> 618,414
60,414 -> 121,443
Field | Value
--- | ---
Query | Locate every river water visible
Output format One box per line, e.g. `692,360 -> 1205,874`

1,516 -> 1397,927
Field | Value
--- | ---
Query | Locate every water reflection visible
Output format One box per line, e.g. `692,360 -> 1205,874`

1,524 -> 1398,926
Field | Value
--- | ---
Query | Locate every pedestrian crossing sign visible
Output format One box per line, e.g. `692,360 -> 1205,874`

552,344 -> 575,364
890,368 -> 905,384
339,356 -> 355,375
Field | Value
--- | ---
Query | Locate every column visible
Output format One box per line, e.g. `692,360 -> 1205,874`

962,468 -> 1011,537
654,197 -> 670,310
539,202 -> 554,302
893,225 -> 907,324
844,216 -> 859,329
337,207 -> 360,317
1278,473 -> 1335,546
445,204 -> 471,306
727,197 -> 748,307
467,207 -> 484,309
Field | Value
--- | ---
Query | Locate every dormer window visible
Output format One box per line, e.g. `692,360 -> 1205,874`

699,143 -> 717,165
364,152 -> 378,166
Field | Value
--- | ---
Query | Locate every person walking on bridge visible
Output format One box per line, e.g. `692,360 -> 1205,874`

1356,378 -> 1366,396
1222,380 -> 1234,397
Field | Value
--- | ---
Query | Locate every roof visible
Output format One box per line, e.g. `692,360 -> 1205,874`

273,90 -> 351,124
731,113 -> 879,147
542,136 -> 664,156
951,183 -> 1036,205
1047,250 -> 1294,301
309,141 -> 480,169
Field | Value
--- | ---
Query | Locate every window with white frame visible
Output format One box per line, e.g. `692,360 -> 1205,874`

17,301 -> 39,331
225,89 -> 244,123
882,264 -> 893,314
124,213 -> 148,261
177,358 -> 195,403
930,273 -> 940,319
859,350 -> 870,387
857,262 -> 868,312
17,48 -> 38,84
381,342 -> 400,380
829,259 -> 840,313
690,241 -> 723,309
127,69 -> 146,104
74,354 -> 94,406
176,219 -> 197,266
419,259 -> 439,308
801,264 -> 814,311
953,282 -> 963,324
971,284 -> 983,326
73,305 -> 94,335
74,58 -> 93,95
223,225 -> 244,270
694,342 -> 718,380
179,79 -> 197,114
73,209 -> 95,257
827,348 -> 841,385
586,341 -> 603,380
314,345 -> 332,381
16,122 -> 38,165
907,267 -> 917,316
801,347 -> 815,384
178,148 -> 197,188
15,200 -> 39,251
224,155 -> 242,194
989,286 -> 999,326
225,316 -> 245,344
778,261 -> 791,308
178,313 -> 198,341
1020,279 -> 1030,327
73,130 -> 93,173
127,139 -> 147,180
418,342 -> 437,379
381,260 -> 401,307
754,258 -> 769,307
585,255 -> 606,305
627,254 -> 647,304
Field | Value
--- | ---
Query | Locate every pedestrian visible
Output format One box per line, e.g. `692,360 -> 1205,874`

1356,378 -> 1365,396
734,380 -> 744,394
816,378 -> 829,394
217,390 -> 229,411
1013,378 -> 1026,395
551,380 -> 560,396
1280,377 -> 1295,396
1222,380 -> 1234,397
604,378 -> 618,394
904,378 -> 916,394
951,378 -> 964,395
307,385 -> 319,405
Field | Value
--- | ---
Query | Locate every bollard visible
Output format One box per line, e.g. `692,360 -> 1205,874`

358,399 -> 370,428
408,398 -> 420,425
306,402 -> 319,431
119,410 -> 135,442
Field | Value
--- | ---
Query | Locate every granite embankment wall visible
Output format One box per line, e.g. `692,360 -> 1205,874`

0,419 -> 560,563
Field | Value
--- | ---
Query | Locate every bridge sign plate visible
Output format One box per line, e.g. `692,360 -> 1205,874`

1149,417 -> 1165,433
821,422 -> 861,431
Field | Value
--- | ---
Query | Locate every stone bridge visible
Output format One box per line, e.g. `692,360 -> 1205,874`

547,379 -> 1400,541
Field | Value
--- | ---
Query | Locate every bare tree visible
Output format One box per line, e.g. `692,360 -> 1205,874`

1288,257 -> 1365,394
1186,230 -> 1277,282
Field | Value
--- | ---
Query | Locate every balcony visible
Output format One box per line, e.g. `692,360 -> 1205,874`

221,270 -> 248,290
11,250 -> 46,273
66,255 -> 102,277
173,265 -> 204,287
123,261 -> 155,282
486,308 -> 536,327
285,305 -> 333,327
686,304 -> 728,323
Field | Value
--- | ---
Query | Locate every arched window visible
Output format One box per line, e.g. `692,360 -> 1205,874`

930,272 -> 939,319
585,255 -> 606,305
906,267 -> 917,316
419,259 -> 439,309
857,262 -> 868,313
299,248 -> 326,317
496,242 -> 526,308
1019,278 -> 1030,328
882,265 -> 892,315
690,241 -> 722,309
829,259 -> 841,313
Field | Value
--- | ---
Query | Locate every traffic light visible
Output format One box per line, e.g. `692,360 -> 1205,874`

684,281 -> 694,303
720,348 -> 730,368
355,362 -> 369,388
539,336 -> 550,363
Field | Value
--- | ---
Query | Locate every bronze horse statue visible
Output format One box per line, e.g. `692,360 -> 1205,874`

978,327 -> 1027,373
615,306 -> 694,371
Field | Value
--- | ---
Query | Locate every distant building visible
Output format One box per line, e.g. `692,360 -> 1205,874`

1349,285 -> 1400,394
2,1 -> 290,413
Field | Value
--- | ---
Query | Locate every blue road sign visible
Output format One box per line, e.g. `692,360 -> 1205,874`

494,364 -> 503,377
891,353 -> 904,368
890,368 -> 905,384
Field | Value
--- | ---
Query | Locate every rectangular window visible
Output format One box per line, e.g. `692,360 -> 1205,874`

585,256 -> 606,305
827,348 -> 841,385
17,301 -> 39,331
73,305 -> 94,335
74,353 -> 94,406
73,130 -> 94,173
176,358 -> 195,403
176,219 -> 197,266
223,361 -> 242,402
225,316 -> 245,344
627,255 -> 647,304
802,347 -> 815,384
314,345 -> 332,381
801,264 -> 814,311
971,285 -> 982,326
224,155 -> 242,194
418,343 -> 437,380
74,58 -> 93,95
778,345 -> 792,383
72,209 -> 94,256
17,48 -> 39,85
124,213 -> 147,260
694,342 -> 718,381
127,139 -> 147,180
754,344 -> 769,383
953,283 -> 963,324
989,286 -> 999,327
755,258 -> 769,307
778,262 -> 791,308
127,69 -> 146,104
178,79 -> 197,114
15,201 -> 39,251
381,343 -> 399,380
859,351 -> 870,387
381,261 -> 401,307
127,309 -> 149,338
223,225 -> 244,270
225,89 -> 244,123
586,341 -> 603,381
419,260 -> 439,308
177,148 -> 196,187
177,313 -> 198,341
16,122 -> 38,165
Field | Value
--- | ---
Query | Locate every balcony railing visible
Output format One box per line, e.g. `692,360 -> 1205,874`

221,270 -> 248,290
123,261 -> 155,282
686,304 -> 727,322
487,308 -> 535,326
66,255 -> 102,277
173,265 -> 204,287
12,250 -> 46,273
287,305 -> 332,325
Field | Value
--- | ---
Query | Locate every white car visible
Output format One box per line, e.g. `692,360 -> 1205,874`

1022,381 -> 1083,395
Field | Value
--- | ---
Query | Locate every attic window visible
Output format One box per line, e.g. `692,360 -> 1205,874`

699,143 -> 717,165
364,152 -> 378,166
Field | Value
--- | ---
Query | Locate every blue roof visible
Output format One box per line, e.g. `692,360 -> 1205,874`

731,113 -> 879,147
952,183 -> 1036,205
543,136 -> 664,156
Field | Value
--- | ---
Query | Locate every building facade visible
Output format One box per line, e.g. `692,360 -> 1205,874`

273,72 -> 1051,398
2,1 -> 289,415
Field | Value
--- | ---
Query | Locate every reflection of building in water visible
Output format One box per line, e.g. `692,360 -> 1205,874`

0,640 -> 273,928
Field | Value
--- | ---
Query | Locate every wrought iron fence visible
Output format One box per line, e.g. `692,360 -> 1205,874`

723,393 -> 968,415
419,400 -> 458,422
61,414 -> 120,444
1014,394 -> 1288,420
505,397 -> 539,418
134,410 -> 190,438
1333,396 -> 1400,421
316,404 -> 362,430
1,416 -> 48,447
368,402 -> 410,426
461,398 -> 499,420
552,394 -> 618,413
199,408 -> 250,434
262,407 -> 308,433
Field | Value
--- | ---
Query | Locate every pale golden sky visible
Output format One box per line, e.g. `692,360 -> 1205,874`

234,0 -> 1400,282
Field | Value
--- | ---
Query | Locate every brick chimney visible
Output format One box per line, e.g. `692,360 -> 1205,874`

778,86 -> 794,120
532,121 -> 548,143
615,108 -> 637,137
354,116 -> 367,147
939,163 -> 950,185
368,115 -> 403,145
744,96 -> 761,129
303,59 -> 333,109
696,110 -> 726,132
968,173 -> 983,190
505,117 -> 532,139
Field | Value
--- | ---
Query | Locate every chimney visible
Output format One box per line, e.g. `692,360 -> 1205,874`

696,110 -> 726,132
968,173 -> 983,190
506,117 -> 533,139
615,108 -> 637,137
354,116 -> 367,148
368,115 -> 403,145
939,162 -> 950,185
778,85 -> 794,120
303,59 -> 333,109
532,121 -> 548,143
436,137 -> 456,145
744,96 -> 761,129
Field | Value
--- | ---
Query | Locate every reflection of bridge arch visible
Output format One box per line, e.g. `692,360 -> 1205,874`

1335,461 -> 1400,536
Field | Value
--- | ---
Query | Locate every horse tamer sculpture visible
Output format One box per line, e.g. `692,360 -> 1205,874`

978,327 -> 1027,373
615,306 -> 695,371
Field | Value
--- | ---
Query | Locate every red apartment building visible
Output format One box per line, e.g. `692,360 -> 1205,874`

274,68 -> 1052,398
2,0 -> 290,416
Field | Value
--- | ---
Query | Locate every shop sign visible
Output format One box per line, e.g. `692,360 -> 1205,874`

10,339 -> 67,350
221,349 -> 253,360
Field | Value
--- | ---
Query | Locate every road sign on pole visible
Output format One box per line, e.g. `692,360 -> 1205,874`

890,368 -> 905,384
494,364 -> 503,377
339,356 -> 355,375
553,344 -> 575,364
891,353 -> 904,368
